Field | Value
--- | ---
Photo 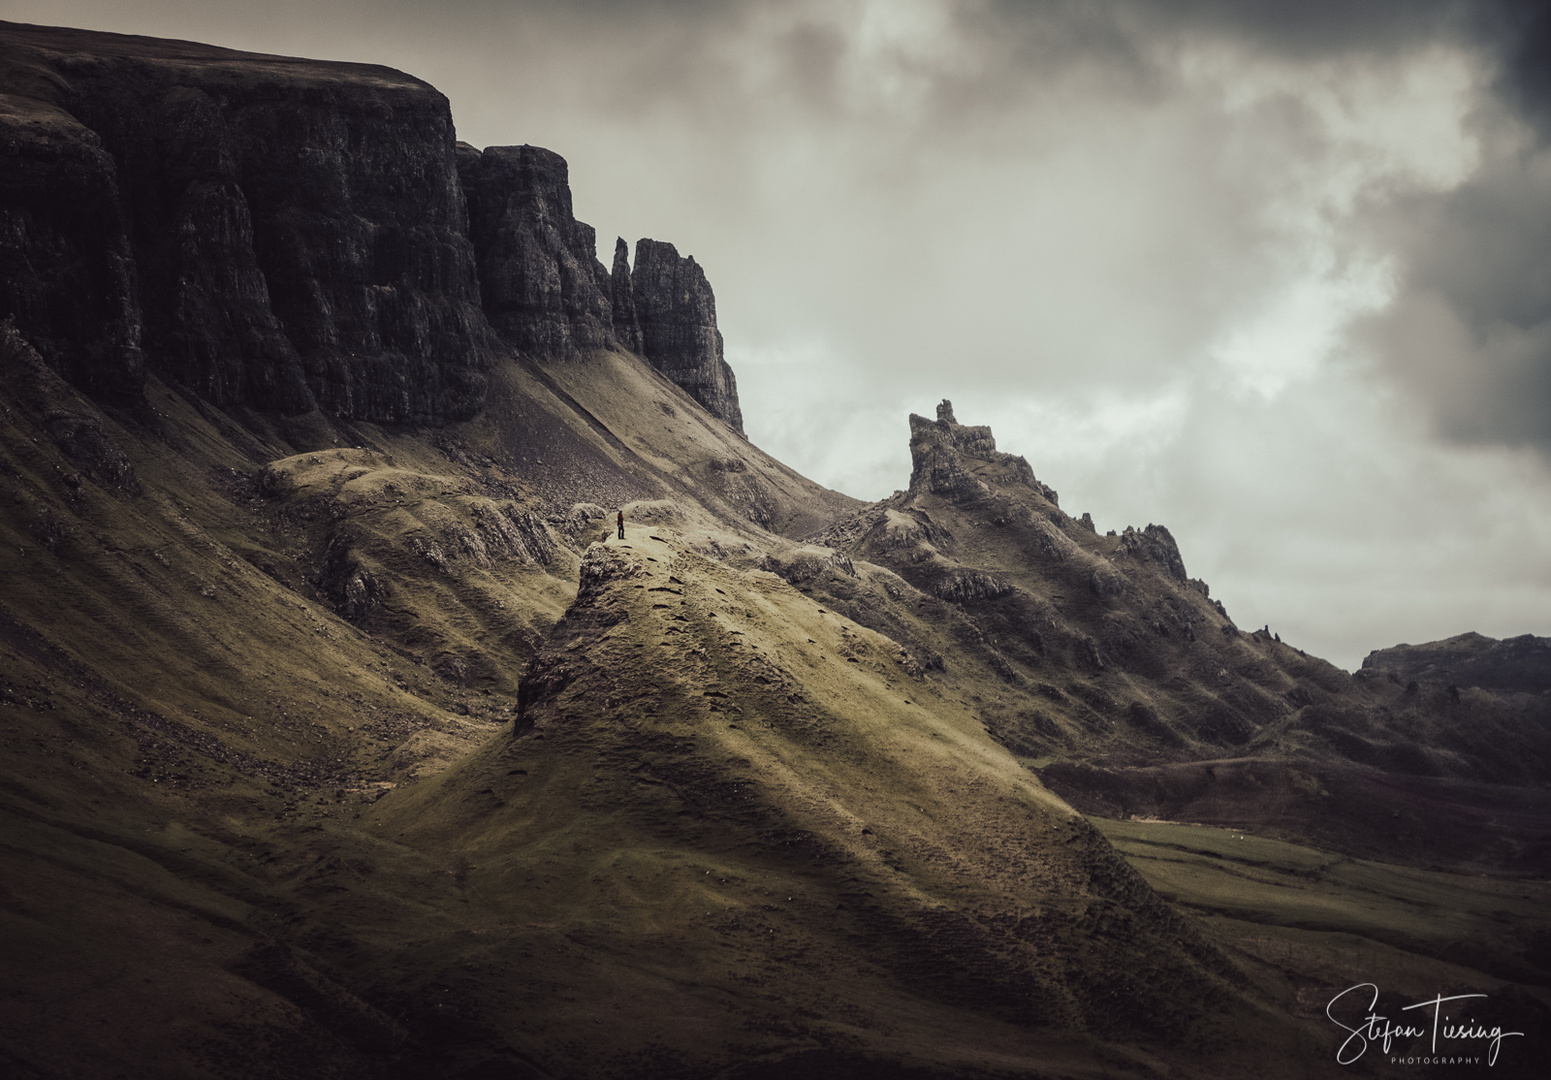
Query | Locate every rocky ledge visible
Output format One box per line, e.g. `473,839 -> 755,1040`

908,399 -> 1043,501
628,238 -> 743,433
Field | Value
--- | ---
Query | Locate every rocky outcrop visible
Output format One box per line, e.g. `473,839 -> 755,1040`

934,569 -> 1015,604
0,22 -> 752,434
907,399 -> 1037,501
1120,524 -> 1188,583
452,159 -> 745,430
631,239 -> 744,433
0,21 -> 495,423
458,144 -> 614,357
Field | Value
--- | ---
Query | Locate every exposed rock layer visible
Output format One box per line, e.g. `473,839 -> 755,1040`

909,399 -> 1038,501
609,235 -> 644,354
458,143 -> 614,357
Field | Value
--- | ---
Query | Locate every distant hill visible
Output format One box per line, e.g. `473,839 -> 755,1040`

1362,631 -> 1551,694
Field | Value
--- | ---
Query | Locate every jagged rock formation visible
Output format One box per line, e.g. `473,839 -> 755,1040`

453,154 -> 746,429
1119,523 -> 1188,583
0,22 -> 495,423
609,236 -> 644,354
909,399 -> 1053,503
457,143 -> 614,357
630,238 -> 744,433
836,401 -> 1282,748
1362,631 -> 1551,694
912,402 -> 1023,499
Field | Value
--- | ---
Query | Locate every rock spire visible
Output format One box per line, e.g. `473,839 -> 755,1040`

628,239 -> 744,433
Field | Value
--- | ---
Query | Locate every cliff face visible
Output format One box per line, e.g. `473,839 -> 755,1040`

631,238 -> 744,433
0,22 -> 495,424
454,152 -> 746,432
0,21 -> 746,434
458,143 -> 615,358
0,80 -> 145,402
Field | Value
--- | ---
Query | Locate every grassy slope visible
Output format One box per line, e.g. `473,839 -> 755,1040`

0,325 -> 866,1076
370,536 -> 1282,1078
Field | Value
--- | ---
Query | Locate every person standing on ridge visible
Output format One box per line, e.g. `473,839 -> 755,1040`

617,508 -> 625,540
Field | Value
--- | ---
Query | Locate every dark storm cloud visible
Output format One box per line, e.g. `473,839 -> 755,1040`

1333,0 -> 1551,456
1499,2 -> 1551,123
1359,155 -> 1551,451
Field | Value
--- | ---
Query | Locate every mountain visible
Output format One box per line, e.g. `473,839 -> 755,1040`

2,20 -> 1548,1080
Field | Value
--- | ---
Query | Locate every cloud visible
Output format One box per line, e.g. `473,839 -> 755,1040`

1358,126 -> 1551,453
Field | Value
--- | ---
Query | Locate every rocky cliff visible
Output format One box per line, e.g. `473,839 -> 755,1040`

453,149 -> 745,429
0,21 -> 495,423
457,142 -> 614,358
609,235 -> 644,354
908,398 -> 1040,501
0,20 -> 744,433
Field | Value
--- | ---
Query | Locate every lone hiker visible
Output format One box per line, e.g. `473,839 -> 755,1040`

617,508 -> 625,540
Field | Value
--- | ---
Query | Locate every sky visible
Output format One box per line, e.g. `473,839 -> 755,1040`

5,0 -> 1549,670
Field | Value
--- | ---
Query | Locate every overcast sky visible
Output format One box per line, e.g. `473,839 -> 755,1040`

6,0 -> 1550,670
